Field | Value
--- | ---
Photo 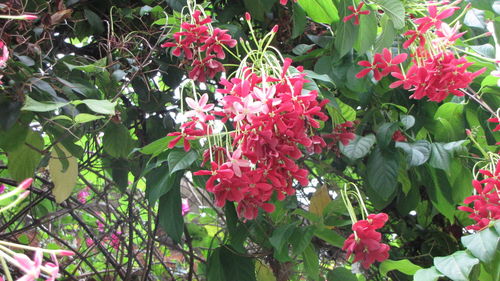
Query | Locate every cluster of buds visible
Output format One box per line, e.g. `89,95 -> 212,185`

357,1 -> 485,102
0,179 -> 74,280
458,158 -> 500,231
161,10 -> 237,82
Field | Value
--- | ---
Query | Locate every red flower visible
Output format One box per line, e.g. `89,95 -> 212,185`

342,213 -> 390,269
280,0 -> 298,5
343,2 -> 370,25
392,130 -> 407,142
458,160 -> 500,231
488,118 -> 500,132
414,4 -> 458,33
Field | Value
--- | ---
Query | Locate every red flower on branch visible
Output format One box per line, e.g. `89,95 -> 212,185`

343,2 -> 370,25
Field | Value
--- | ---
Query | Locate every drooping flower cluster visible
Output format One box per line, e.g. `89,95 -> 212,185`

357,2 -> 485,102
458,159 -> 500,231
161,10 -> 237,82
342,213 -> 390,269
322,121 -> 357,155
169,57 -> 328,220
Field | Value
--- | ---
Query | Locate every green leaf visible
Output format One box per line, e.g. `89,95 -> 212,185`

380,259 -> 422,276
0,123 -> 29,152
139,136 -> 176,156
426,167 -> 456,222
49,144 -> 78,203
340,134 -> 376,160
354,10 -> 377,54
413,266 -> 444,281
84,9 -> 105,34
366,147 -> 399,200
74,113 -> 105,123
372,0 -> 405,29
433,103 -> 465,141
146,166 -> 182,204
401,115 -> 416,130
290,226 -> 316,255
395,140 -> 431,166
22,96 -> 68,112
314,227 -> 345,248
158,185 -> 183,243
167,150 -> 198,175
429,143 -> 451,172
327,267 -> 357,281
255,260 -> 276,281
243,0 -> 276,22
269,223 -> 297,262
374,16 -> 396,53
77,99 -> 117,115
103,123 -> 135,158
164,0 -> 187,12
376,122 -> 398,149
302,244 -> 319,281
218,246 -> 257,281
292,3 -> 307,39
434,251 -> 479,281
297,0 -> 339,24
334,19 -> 358,58
7,130 -> 44,182
461,227 -> 499,264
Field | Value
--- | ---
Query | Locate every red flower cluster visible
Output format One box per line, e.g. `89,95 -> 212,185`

458,160 -> 500,231
389,51 -> 485,102
356,2 -> 486,102
342,213 -> 390,269
392,130 -> 407,142
170,58 -> 329,220
343,2 -> 370,25
161,10 -> 237,82
323,121 -> 357,155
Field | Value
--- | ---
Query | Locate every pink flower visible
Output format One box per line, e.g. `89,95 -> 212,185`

77,186 -> 90,204
184,94 -> 215,122
14,250 -> 42,281
181,199 -> 190,216
280,0 -> 298,5
226,148 -> 251,177
19,14 -> 38,21
0,41 -> 9,68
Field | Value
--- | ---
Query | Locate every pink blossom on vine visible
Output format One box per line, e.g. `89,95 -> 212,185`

343,2 -> 370,25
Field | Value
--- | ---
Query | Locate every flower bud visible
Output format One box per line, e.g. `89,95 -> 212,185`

245,12 -> 251,21
54,250 -> 75,256
20,14 -> 38,20
272,25 -> 279,33
18,178 -> 33,190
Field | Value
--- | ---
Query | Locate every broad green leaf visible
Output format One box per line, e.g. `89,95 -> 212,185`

31,79 -> 57,96
158,185 -> 183,243
139,135 -> 176,156
7,130 -> 44,182
395,140 -> 431,166
63,59 -> 106,73
426,167 -> 456,222
380,259 -> 422,276
255,260 -> 276,281
0,123 -> 29,152
164,0 -> 187,12
314,227 -> 345,248
376,122 -> 398,149
433,103 -> 465,141
374,16 -> 396,53
354,11 -> 377,54
22,96 -> 68,112
290,226 -> 316,255
429,143 -> 451,172
373,0 -> 405,29
366,147 -> 399,200
334,20 -> 358,58
103,123 -> 135,158
219,246 -> 257,281
292,3 -> 307,39
401,115 -> 416,130
434,251 -> 479,281
49,144 -> 78,203
269,223 -> 297,262
302,244 -> 319,281
84,9 -> 105,34
292,44 -> 315,56
327,267 -> 357,281
309,185 -> 331,216
77,99 -> 117,115
297,0 -> 339,24
74,113 -> 105,123
461,227 -> 499,264
340,134 -> 376,160
145,166 -> 182,204
243,0 -> 276,22
167,150 -> 198,175
413,266 -> 443,281
207,247 -> 226,281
